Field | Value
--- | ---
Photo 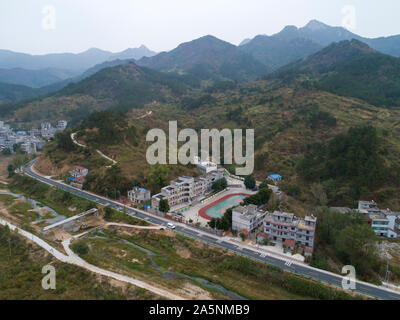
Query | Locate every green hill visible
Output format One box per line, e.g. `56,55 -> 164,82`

1,61 -> 198,126
137,35 -> 270,82
269,40 -> 400,107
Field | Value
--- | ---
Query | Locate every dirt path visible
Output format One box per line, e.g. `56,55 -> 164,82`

71,132 -> 117,168
0,217 -> 184,300
136,110 -> 152,120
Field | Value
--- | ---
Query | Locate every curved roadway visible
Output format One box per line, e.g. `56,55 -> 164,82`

24,159 -> 400,300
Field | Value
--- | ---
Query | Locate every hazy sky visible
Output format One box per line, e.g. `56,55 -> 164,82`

1,0 -> 400,55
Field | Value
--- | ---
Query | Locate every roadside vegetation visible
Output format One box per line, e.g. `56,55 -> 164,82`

72,227 -> 365,300
312,207 -> 400,285
0,225 -> 159,300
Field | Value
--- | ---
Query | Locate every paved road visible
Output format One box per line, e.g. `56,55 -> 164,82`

24,159 -> 400,300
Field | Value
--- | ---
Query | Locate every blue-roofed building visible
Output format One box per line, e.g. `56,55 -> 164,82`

128,186 -> 151,204
68,176 -> 76,182
267,174 -> 282,183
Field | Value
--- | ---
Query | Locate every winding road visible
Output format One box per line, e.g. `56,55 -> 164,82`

70,132 -> 117,167
0,217 -> 184,300
24,158 -> 400,300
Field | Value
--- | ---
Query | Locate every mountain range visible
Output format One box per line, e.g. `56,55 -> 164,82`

0,45 -> 156,71
137,35 -> 270,82
239,19 -> 400,71
269,39 -> 400,107
3,19 -> 400,108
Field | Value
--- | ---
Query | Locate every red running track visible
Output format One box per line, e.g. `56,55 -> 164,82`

198,193 -> 251,221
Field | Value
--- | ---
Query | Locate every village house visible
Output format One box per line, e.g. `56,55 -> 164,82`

358,200 -> 400,238
128,187 -> 151,204
263,211 -> 317,256
69,176 -> 86,190
151,169 -> 224,211
70,166 -> 89,178
232,204 -> 266,233
267,174 -> 282,184
193,156 -> 218,174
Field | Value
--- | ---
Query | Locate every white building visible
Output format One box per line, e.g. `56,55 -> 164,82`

70,166 -> 89,178
193,156 -> 218,174
264,211 -> 317,255
152,169 -> 224,210
128,187 -> 151,204
232,205 -> 266,233
57,120 -> 68,131
358,201 -> 399,238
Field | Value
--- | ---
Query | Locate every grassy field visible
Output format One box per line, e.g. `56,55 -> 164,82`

72,227 -> 363,300
0,225 -> 160,300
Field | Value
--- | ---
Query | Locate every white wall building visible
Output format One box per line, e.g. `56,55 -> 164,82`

264,211 -> 317,255
152,169 -> 224,210
193,156 -> 218,174
128,187 -> 151,204
232,204 -> 266,233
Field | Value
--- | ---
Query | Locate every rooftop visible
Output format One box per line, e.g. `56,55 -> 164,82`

268,174 -> 282,179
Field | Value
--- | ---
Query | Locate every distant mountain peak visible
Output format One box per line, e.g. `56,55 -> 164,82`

239,38 -> 252,46
304,19 -> 329,31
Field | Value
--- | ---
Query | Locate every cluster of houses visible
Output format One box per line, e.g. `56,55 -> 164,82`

68,166 -> 88,189
232,205 -> 317,256
125,157 -> 224,211
359,201 -> 399,238
0,120 -> 67,154
151,169 -> 225,211
331,200 -> 400,238
40,120 -> 67,139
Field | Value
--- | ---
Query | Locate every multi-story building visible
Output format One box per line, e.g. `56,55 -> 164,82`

264,211 -> 317,255
128,187 -> 151,204
152,169 -> 224,210
358,200 -> 399,238
232,204 -> 266,233
57,120 -> 68,131
70,166 -> 89,178
367,213 -> 390,237
70,176 -> 86,190
358,200 -> 379,212
193,156 -> 218,174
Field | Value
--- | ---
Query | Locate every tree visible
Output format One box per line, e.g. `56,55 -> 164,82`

1,148 -> 11,155
212,178 -> 227,192
243,188 -> 272,206
159,199 -> 170,213
310,183 -> 328,206
55,130 -> 76,152
148,165 -> 170,191
71,242 -> 89,255
336,223 -> 380,279
259,181 -> 269,190
7,164 -> 15,177
103,206 -> 113,221
244,175 -> 256,189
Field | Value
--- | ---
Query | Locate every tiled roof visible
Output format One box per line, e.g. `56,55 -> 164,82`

284,239 -> 295,247
257,232 -> 269,238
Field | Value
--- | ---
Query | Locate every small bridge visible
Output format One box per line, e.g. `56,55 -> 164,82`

42,208 -> 98,232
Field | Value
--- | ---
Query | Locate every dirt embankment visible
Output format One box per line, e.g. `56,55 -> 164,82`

35,156 -> 69,176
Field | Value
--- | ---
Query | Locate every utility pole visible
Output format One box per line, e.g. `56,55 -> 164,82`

7,238 -> 11,258
384,259 -> 391,288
